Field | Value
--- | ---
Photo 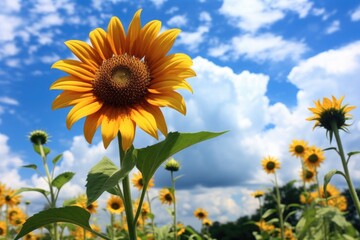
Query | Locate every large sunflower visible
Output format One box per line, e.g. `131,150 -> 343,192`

303,146 -> 325,169
106,195 -> 124,214
261,156 -> 280,174
289,139 -> 308,158
159,188 -> 174,205
50,9 -> 195,150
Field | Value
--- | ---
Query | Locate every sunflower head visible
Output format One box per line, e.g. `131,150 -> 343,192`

107,195 -> 124,214
50,9 -> 195,150
261,156 -> 280,174
159,188 -> 174,205
202,218 -> 212,227
300,168 -> 316,183
164,158 -> 181,172
321,184 -> 340,198
29,130 -> 49,145
289,139 -> 308,158
256,220 -> 275,232
131,171 -> 154,191
194,208 -> 208,220
251,190 -> 265,198
0,221 -> 7,236
303,146 -> 325,169
3,187 -> 21,207
307,96 -> 355,140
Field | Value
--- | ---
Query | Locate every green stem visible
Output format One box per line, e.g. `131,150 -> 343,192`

133,183 -> 148,225
331,121 -> 360,217
117,133 -> 136,240
111,214 -> 115,240
171,171 -> 177,240
146,191 -> 157,239
274,172 -> 284,240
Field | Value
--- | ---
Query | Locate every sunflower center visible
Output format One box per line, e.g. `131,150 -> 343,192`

138,178 -> 144,186
93,54 -> 151,107
266,162 -> 275,170
5,195 -> 11,202
0,228 -> 3,234
165,193 -> 173,201
305,170 -> 314,179
87,204 -> 94,210
198,212 -> 205,218
111,203 -> 120,210
295,145 -> 304,154
308,154 -> 319,163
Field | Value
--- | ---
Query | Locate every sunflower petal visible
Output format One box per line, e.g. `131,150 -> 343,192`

66,97 -> 103,129
142,103 -> 167,137
150,53 -> 193,73
90,28 -> 113,60
101,109 -> 120,149
149,80 -> 193,93
65,40 -> 102,68
136,20 -> 161,57
126,9 -> 142,55
84,111 -> 104,144
52,91 -> 93,109
107,16 -> 126,55
130,106 -> 158,139
50,76 -> 93,92
52,60 -> 95,81
119,115 -> 136,151
147,91 -> 186,115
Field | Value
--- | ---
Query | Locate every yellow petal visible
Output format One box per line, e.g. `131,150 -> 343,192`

130,105 -> 158,139
89,28 -> 113,60
52,91 -> 93,109
66,97 -> 103,129
119,115 -> 136,151
101,110 -> 120,149
126,9 -> 142,55
84,110 -> 104,144
150,53 -> 192,73
107,16 -> 126,55
65,40 -> 102,68
147,91 -> 186,114
142,103 -> 167,137
136,20 -> 161,57
50,76 -> 93,92
149,80 -> 193,93
52,60 -> 95,81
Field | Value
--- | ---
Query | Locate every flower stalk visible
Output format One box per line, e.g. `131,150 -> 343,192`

274,172 -> 284,240
171,170 -> 177,240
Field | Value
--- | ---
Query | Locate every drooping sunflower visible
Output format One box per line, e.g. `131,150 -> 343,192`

307,96 -> 355,133
131,171 -> 154,191
159,188 -> 174,205
289,139 -> 308,158
194,208 -> 208,220
251,190 -> 265,198
303,146 -> 325,169
106,195 -> 124,214
300,168 -> 316,183
261,156 -> 280,174
50,9 -> 195,150
0,221 -> 6,236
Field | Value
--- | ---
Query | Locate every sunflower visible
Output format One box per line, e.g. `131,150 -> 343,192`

256,220 -> 275,232
134,199 -> 150,219
299,192 -> 317,204
289,139 -> 308,158
0,221 -> 6,236
107,195 -> 124,214
307,96 -> 355,133
159,188 -> 174,205
319,184 -> 340,199
131,171 -> 154,191
284,228 -> 295,240
74,194 -> 98,214
50,9 -> 195,150
202,218 -> 212,226
8,207 -> 26,226
251,190 -> 265,198
177,223 -> 186,236
303,146 -> 325,169
2,187 -> 21,207
194,208 -> 208,220
261,156 -> 280,174
300,168 -> 316,183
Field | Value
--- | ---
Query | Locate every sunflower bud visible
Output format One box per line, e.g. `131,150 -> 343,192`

29,130 -> 48,145
164,158 -> 180,172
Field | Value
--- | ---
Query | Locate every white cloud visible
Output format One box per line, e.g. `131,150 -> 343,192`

149,0 -> 167,8
0,97 -> 19,105
167,15 -> 187,27
208,33 -> 307,62
0,15 -> 22,42
219,0 -> 312,32
0,0 -> 21,13
325,20 -> 340,34
350,5 -> 360,21
176,26 -> 209,51
199,11 -> 211,23
40,54 -> 60,64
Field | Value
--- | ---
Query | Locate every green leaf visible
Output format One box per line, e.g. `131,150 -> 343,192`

14,206 -> 110,240
262,208 -> 277,219
22,164 -> 37,170
324,169 -> 346,194
135,131 -> 226,183
347,151 -> 360,157
15,187 -> 49,198
52,154 -> 63,165
86,153 -> 135,205
323,147 -> 337,152
33,144 -> 50,156
52,172 -> 75,190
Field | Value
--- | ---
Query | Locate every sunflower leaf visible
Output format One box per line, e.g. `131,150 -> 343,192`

52,172 -> 75,190
86,150 -> 135,205
135,131 -> 226,184
324,170 -> 346,193
22,164 -> 38,170
14,206 -> 110,240
52,153 -> 63,165
15,187 -> 49,198
33,144 -> 50,156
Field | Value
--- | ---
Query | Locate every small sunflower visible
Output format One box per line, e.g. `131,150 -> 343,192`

131,171 -> 154,191
303,146 -> 325,169
320,184 -> 340,198
74,195 -> 98,214
300,168 -> 316,183
0,221 -> 7,236
2,187 -> 21,207
261,156 -> 280,174
256,220 -> 275,232
307,96 -> 355,136
202,218 -> 212,226
8,207 -> 26,226
159,188 -> 174,205
134,199 -> 151,220
107,195 -> 124,214
177,223 -> 186,236
194,208 -> 208,220
251,190 -> 265,198
289,139 -> 308,158
50,9 -> 195,150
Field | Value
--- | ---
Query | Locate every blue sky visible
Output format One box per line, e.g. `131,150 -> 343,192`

1,0 -> 360,229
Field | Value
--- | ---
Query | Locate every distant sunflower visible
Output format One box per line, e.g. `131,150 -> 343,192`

261,156 -> 280,174
289,139 -> 308,158
134,199 -> 150,219
320,184 -> 340,199
107,195 -> 124,214
177,223 -> 186,236
202,218 -> 212,226
194,208 -> 208,220
303,146 -> 325,169
256,220 -> 275,232
159,188 -> 174,205
300,168 -> 316,183
0,221 -> 6,236
50,9 -> 195,150
251,190 -> 265,198
307,96 -> 355,133
74,194 -> 98,214
8,207 -> 26,226
2,187 -> 21,207
131,171 -> 154,191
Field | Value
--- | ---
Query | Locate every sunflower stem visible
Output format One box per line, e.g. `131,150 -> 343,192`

117,133 -> 136,240
274,171 -> 284,240
330,121 -> 360,217
146,191 -> 157,239
133,183 -> 148,226
171,170 -> 177,240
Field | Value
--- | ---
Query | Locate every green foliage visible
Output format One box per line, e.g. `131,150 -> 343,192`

52,153 -> 63,165
22,164 -> 37,170
51,172 -> 75,190
15,187 -> 50,198
33,144 -> 50,156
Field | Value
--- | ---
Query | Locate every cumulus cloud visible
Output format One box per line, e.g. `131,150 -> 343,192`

350,5 -> 360,21
167,15 -> 187,27
325,20 -> 340,34
219,0 -> 313,32
176,26 -> 209,51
